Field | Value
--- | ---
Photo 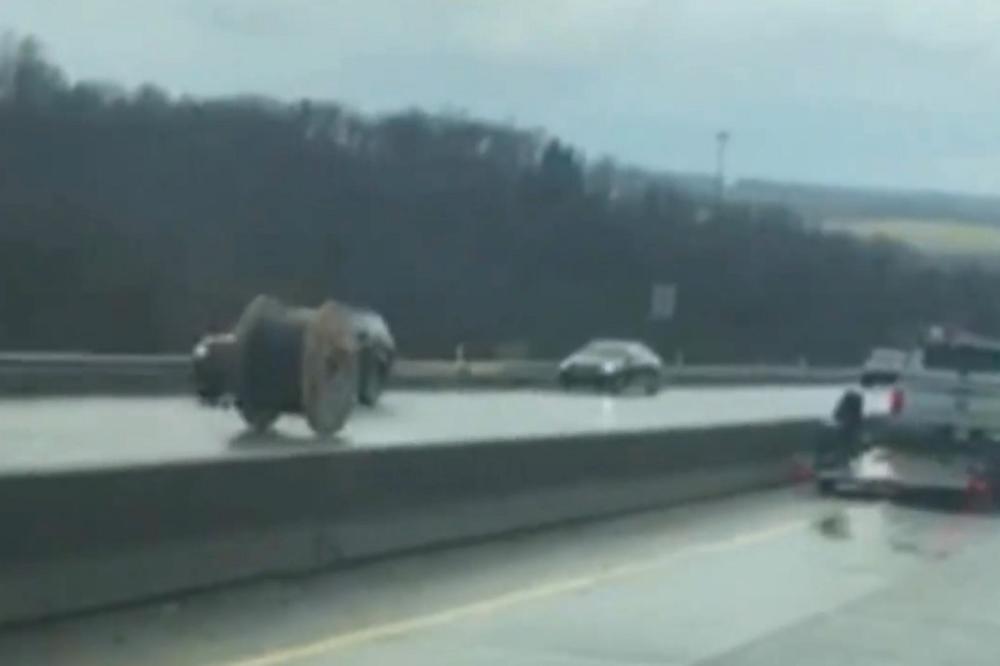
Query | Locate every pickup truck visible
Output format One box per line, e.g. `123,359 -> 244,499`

873,329 -> 1000,497
344,305 -> 396,406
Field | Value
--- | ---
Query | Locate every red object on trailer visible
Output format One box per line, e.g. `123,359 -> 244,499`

889,387 -> 905,416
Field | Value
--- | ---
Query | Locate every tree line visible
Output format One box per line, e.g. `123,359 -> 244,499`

1,32 -> 999,363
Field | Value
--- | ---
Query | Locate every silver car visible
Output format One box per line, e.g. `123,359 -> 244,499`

558,339 -> 663,395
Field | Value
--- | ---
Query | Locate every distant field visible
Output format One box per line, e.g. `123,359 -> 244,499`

821,217 -> 1000,257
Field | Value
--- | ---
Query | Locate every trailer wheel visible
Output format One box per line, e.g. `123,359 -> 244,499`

817,478 -> 837,496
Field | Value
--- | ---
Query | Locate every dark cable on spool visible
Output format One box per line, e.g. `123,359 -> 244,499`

239,307 -> 309,413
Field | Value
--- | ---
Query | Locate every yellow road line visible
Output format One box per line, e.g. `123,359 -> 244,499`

217,518 -> 807,666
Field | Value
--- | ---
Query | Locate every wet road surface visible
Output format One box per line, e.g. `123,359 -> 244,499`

0,386 -> 876,474
0,487 -> 994,665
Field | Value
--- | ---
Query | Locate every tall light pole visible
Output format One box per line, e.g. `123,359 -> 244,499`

715,130 -> 730,202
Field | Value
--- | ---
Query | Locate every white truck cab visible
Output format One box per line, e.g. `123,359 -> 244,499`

860,347 -> 906,387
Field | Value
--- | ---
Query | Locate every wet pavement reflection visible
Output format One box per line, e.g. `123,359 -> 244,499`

812,492 -> 997,566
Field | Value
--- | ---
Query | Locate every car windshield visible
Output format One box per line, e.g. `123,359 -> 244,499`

6,2 -> 1000,664
578,342 -> 632,359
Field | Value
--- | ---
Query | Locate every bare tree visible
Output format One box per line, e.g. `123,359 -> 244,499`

0,30 -> 19,102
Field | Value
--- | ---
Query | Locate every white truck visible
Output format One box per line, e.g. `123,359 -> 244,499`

873,328 -> 1000,497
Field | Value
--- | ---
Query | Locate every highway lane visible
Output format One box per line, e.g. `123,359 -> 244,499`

0,386 -> 881,474
1,487 -> 995,665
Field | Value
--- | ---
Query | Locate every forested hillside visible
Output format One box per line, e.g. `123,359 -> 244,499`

2,34 -> 999,362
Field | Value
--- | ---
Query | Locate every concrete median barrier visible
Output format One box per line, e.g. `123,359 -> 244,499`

0,353 -> 856,396
0,419 -> 819,625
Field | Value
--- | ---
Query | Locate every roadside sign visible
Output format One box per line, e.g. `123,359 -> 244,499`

650,283 -> 677,321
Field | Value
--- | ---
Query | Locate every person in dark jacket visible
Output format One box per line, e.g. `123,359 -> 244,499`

816,389 -> 865,471
834,389 -> 864,440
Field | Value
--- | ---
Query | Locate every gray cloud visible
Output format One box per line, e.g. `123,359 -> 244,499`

5,0 -> 1000,192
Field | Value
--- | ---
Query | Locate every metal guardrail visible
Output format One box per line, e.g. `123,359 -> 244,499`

0,352 -> 188,368
0,352 -> 859,396
0,353 -> 192,396
399,360 -> 858,384
668,365 -> 858,384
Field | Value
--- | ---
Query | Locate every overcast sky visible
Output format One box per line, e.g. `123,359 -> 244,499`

5,1 -> 1000,194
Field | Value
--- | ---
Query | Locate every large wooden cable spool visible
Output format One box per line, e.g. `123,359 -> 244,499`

221,295 -> 357,435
